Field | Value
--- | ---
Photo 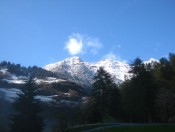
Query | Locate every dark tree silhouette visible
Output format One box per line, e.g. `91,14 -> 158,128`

121,58 -> 157,122
154,53 -> 175,122
0,60 -> 56,77
10,78 -> 43,132
91,67 -> 121,122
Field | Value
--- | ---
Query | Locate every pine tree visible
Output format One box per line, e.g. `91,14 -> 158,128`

121,58 -> 157,122
10,78 -> 43,132
92,67 -> 120,121
154,53 -> 175,122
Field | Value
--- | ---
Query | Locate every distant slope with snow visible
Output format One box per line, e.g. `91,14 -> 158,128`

0,88 -> 56,103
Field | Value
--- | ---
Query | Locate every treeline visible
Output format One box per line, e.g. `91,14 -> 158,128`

82,53 -> 175,123
0,61 -> 56,78
120,53 -> 175,122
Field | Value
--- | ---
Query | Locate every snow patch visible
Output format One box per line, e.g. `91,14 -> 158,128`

3,79 -> 26,84
0,68 -> 8,74
35,95 -> 56,102
0,88 -> 56,103
35,77 -> 66,84
0,88 -> 21,102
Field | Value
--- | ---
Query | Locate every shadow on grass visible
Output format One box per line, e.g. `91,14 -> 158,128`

70,124 -> 175,132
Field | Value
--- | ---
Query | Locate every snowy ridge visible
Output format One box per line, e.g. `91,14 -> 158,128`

44,57 -> 95,87
44,57 -> 158,88
144,58 -> 158,64
44,57 -> 131,87
94,59 -> 130,81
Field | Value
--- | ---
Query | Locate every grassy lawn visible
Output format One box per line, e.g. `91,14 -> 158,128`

70,116 -> 121,132
95,125 -> 175,132
70,124 -> 110,132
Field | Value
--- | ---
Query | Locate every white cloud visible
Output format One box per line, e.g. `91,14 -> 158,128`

65,34 -> 83,55
65,33 -> 102,55
86,38 -> 102,48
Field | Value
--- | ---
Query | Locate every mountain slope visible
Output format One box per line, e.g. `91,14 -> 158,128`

44,56 -> 131,88
0,67 -> 86,105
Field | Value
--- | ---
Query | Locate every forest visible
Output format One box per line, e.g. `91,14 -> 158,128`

0,61 -> 56,78
0,53 -> 175,132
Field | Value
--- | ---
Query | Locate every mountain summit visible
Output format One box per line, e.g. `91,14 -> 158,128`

44,57 -> 131,88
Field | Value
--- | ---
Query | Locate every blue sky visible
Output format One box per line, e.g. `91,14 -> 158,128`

0,0 -> 175,67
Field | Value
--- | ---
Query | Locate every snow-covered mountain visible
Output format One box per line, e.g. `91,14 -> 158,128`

144,58 -> 159,64
44,56 -> 131,88
0,57 -> 158,104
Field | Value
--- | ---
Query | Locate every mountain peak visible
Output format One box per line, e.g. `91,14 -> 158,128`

64,56 -> 83,65
44,56 -> 131,88
144,58 -> 158,64
100,58 -> 113,62
65,56 -> 82,61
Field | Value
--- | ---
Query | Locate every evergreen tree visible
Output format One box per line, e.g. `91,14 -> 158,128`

154,53 -> 175,122
130,57 -> 145,76
155,88 -> 175,122
91,67 -> 121,122
10,78 -> 43,132
121,58 -> 157,122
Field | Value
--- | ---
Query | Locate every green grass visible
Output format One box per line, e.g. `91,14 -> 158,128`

95,125 -> 175,132
70,124 -> 109,132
